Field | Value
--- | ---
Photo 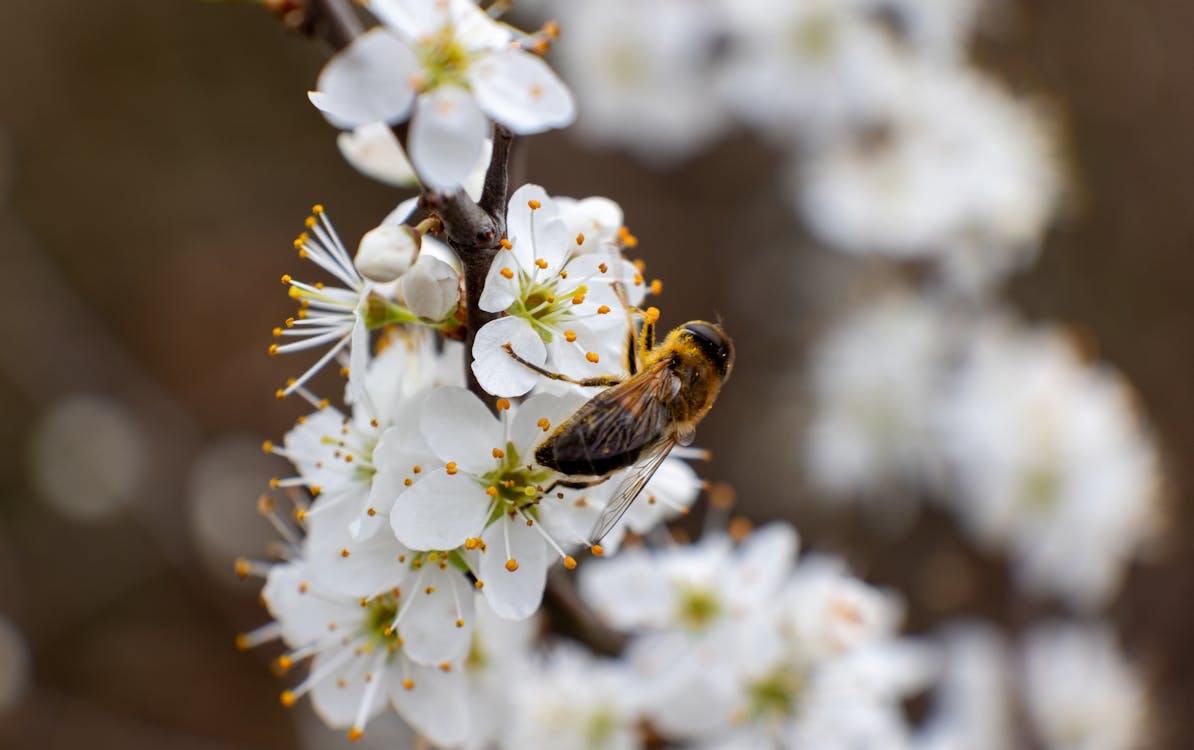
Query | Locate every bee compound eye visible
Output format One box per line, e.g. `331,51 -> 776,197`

683,322 -> 734,375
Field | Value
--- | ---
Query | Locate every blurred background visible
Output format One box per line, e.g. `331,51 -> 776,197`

1,0 -> 1192,747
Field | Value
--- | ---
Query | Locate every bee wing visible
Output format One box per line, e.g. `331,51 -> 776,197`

588,434 -> 677,544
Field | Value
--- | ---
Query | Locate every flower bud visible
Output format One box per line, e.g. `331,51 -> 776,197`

400,255 -> 460,321
354,225 -> 420,282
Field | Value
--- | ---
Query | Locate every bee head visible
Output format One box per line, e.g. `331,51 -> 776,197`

683,321 -> 734,380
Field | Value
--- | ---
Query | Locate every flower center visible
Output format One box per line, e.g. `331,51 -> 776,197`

481,442 -> 553,523
792,15 -> 837,60
585,707 -> 618,747
676,585 -> 722,631
418,26 -> 473,91
515,277 -> 589,341
361,593 -> 402,646
746,665 -> 805,722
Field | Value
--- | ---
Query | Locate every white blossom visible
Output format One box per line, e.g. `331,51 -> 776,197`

796,65 -> 1061,292
258,560 -> 471,746
1021,621 -> 1150,750
473,184 -> 643,398
553,0 -> 729,163
938,320 -> 1163,609
804,290 -> 950,510
310,0 -> 575,189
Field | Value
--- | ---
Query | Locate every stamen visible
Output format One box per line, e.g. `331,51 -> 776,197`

235,622 -> 282,651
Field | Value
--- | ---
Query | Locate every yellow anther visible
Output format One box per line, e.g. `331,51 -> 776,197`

298,582 -> 309,593
280,274 -> 292,285
347,728 -> 364,742
284,317 -> 295,328
424,586 -> 435,594
586,352 -> 600,363
576,233 -> 585,245
272,327 -> 282,338
235,633 -> 251,651
543,19 -> 560,38
261,440 -> 274,453
633,259 -> 646,272
564,330 -> 577,342
524,486 -> 536,496
312,204 -> 324,214
340,549 -> 350,558
496,398 -> 511,411
729,516 -> 753,542
645,306 -> 661,323
505,559 -> 520,572
309,485 -> 322,496
500,267 -> 514,279
413,465 -> 422,473
537,418 -> 551,431
402,679 -> 415,690
650,279 -> 663,295
339,366 -> 349,377
367,507 -> 377,517
598,263 -> 608,273
591,544 -> 605,557
528,199 -> 542,210
258,495 -> 276,513
492,447 -> 505,458
275,389 -> 286,400
235,557 -> 251,579
404,478 -> 413,487
439,662 -> 452,672
475,580 -> 485,589
500,238 -> 513,250
280,691 -> 297,707
597,305 -> 611,315
571,294 -> 586,305
619,227 -> 639,248
563,556 -> 577,570
455,618 -> 465,628
535,258 -> 548,269
304,216 -> 316,229
446,461 -> 458,475
268,344 -> 279,356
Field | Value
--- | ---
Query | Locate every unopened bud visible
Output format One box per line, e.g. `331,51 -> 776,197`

355,225 -> 420,282
400,255 -> 460,321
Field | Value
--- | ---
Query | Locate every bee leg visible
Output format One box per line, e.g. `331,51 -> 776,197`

501,344 -> 624,387
542,476 -> 610,496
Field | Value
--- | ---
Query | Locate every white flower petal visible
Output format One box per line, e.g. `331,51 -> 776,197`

305,500 -> 410,597
309,28 -> 418,129
478,250 -> 519,313
399,565 -> 475,666
471,316 -> 548,398
408,87 -> 489,190
418,386 -> 503,471
337,122 -> 418,187
365,0 -> 449,40
505,184 -> 569,274
310,648 -> 388,728
469,49 -> 576,134
388,662 -> 470,747
478,515 -> 548,619
390,468 -> 491,551
262,563 -> 354,647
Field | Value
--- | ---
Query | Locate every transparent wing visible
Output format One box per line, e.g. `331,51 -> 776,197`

588,435 -> 677,544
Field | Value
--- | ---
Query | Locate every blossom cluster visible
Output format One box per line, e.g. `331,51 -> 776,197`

230,0 -> 1159,747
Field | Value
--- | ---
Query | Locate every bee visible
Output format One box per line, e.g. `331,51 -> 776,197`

503,308 -> 733,543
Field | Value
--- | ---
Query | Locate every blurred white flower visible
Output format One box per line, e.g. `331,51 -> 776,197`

717,0 -> 907,142
916,622 -> 1014,750
473,184 -> 641,397
460,597 -> 540,749
505,645 -> 643,750
938,320 -> 1163,609
1021,621 -> 1150,750
0,615 -> 31,712
29,393 -> 146,521
804,291 -> 950,509
311,0 -> 575,188
554,0 -> 729,163
853,0 -> 981,61
797,65 -> 1060,292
